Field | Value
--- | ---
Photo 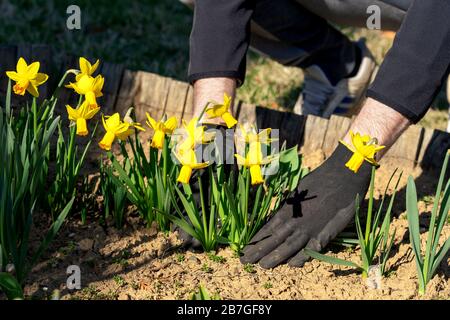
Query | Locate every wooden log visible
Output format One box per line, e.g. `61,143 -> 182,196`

301,115 -> 329,154
385,125 -> 422,165
255,106 -> 267,129
420,129 -> 450,170
260,108 -> 285,131
135,72 -> 170,121
0,45 -> 17,99
322,115 -> 352,157
417,127 -> 435,165
29,45 -> 53,99
58,54 -> 79,110
164,79 -> 189,121
98,61 -> 124,113
279,112 -> 306,149
237,102 -> 257,126
115,70 -> 140,116
181,85 -> 194,122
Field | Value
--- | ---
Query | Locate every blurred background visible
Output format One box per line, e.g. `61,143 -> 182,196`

0,0 -> 447,130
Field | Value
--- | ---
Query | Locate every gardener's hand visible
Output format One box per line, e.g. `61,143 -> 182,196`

240,143 -> 373,269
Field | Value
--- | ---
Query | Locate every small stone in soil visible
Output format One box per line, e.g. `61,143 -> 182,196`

188,256 -> 201,264
118,293 -> 130,300
78,239 -> 94,251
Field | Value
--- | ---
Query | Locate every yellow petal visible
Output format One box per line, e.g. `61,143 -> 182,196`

93,75 -> 104,95
223,93 -> 232,108
345,153 -> 365,173
6,71 -> 20,81
32,73 -> 49,86
26,84 -> 39,97
26,61 -> 40,77
151,130 -> 165,149
248,141 -> 263,164
191,162 -> 209,170
105,113 -> 121,130
66,105 -> 79,121
79,57 -> 99,76
74,75 -> 94,93
84,105 -> 100,120
76,118 -> 89,136
234,154 -> 249,167
250,165 -> 264,185
177,166 -> 193,184
99,131 -> 116,151
85,91 -> 98,108
116,127 -> 134,141
206,104 -> 226,118
16,57 -> 28,74
222,112 -> 237,128
90,59 -> 100,74
164,116 -> 178,133
133,123 -> 146,132
146,113 -> 157,129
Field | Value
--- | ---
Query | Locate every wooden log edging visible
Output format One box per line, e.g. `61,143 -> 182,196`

1,44 -> 449,171
118,71 -> 450,171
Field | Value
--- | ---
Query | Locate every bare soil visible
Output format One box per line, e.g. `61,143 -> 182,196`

20,151 -> 450,300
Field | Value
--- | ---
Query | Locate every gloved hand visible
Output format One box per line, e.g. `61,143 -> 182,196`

240,143 -> 373,268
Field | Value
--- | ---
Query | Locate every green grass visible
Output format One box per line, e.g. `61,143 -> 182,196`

1,0 -> 447,127
243,263 -> 256,274
207,253 -> 226,264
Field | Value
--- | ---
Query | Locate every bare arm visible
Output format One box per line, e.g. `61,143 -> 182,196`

193,77 -> 237,124
343,98 -> 411,158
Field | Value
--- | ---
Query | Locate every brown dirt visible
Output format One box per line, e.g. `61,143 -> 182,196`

19,153 -> 450,300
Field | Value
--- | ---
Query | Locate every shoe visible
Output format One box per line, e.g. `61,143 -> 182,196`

293,40 -> 376,118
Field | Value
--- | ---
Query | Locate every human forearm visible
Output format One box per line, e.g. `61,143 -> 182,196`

193,77 -> 237,122
343,98 -> 410,158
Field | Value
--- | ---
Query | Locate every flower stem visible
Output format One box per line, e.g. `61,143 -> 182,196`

32,97 -> 37,135
364,166 -> 376,244
197,102 -> 211,122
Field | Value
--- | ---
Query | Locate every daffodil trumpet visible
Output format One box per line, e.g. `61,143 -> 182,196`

176,117 -> 215,154
340,131 -> 385,173
175,148 -> 209,184
146,113 -> 178,150
66,100 -> 100,136
99,113 -> 144,151
66,74 -> 104,109
235,141 -> 277,185
204,93 -> 238,128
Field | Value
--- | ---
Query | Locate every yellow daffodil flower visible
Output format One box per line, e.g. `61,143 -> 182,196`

117,111 -> 145,141
241,126 -> 272,144
66,100 -> 100,136
146,113 -> 178,149
235,141 -> 277,185
340,131 -> 385,173
205,93 -> 238,128
177,117 -> 215,153
6,57 -> 49,97
76,57 -> 100,81
175,148 -> 209,184
66,74 -> 104,109
99,113 -> 144,151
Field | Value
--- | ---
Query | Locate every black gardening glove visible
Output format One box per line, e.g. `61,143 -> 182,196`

240,143 -> 373,268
